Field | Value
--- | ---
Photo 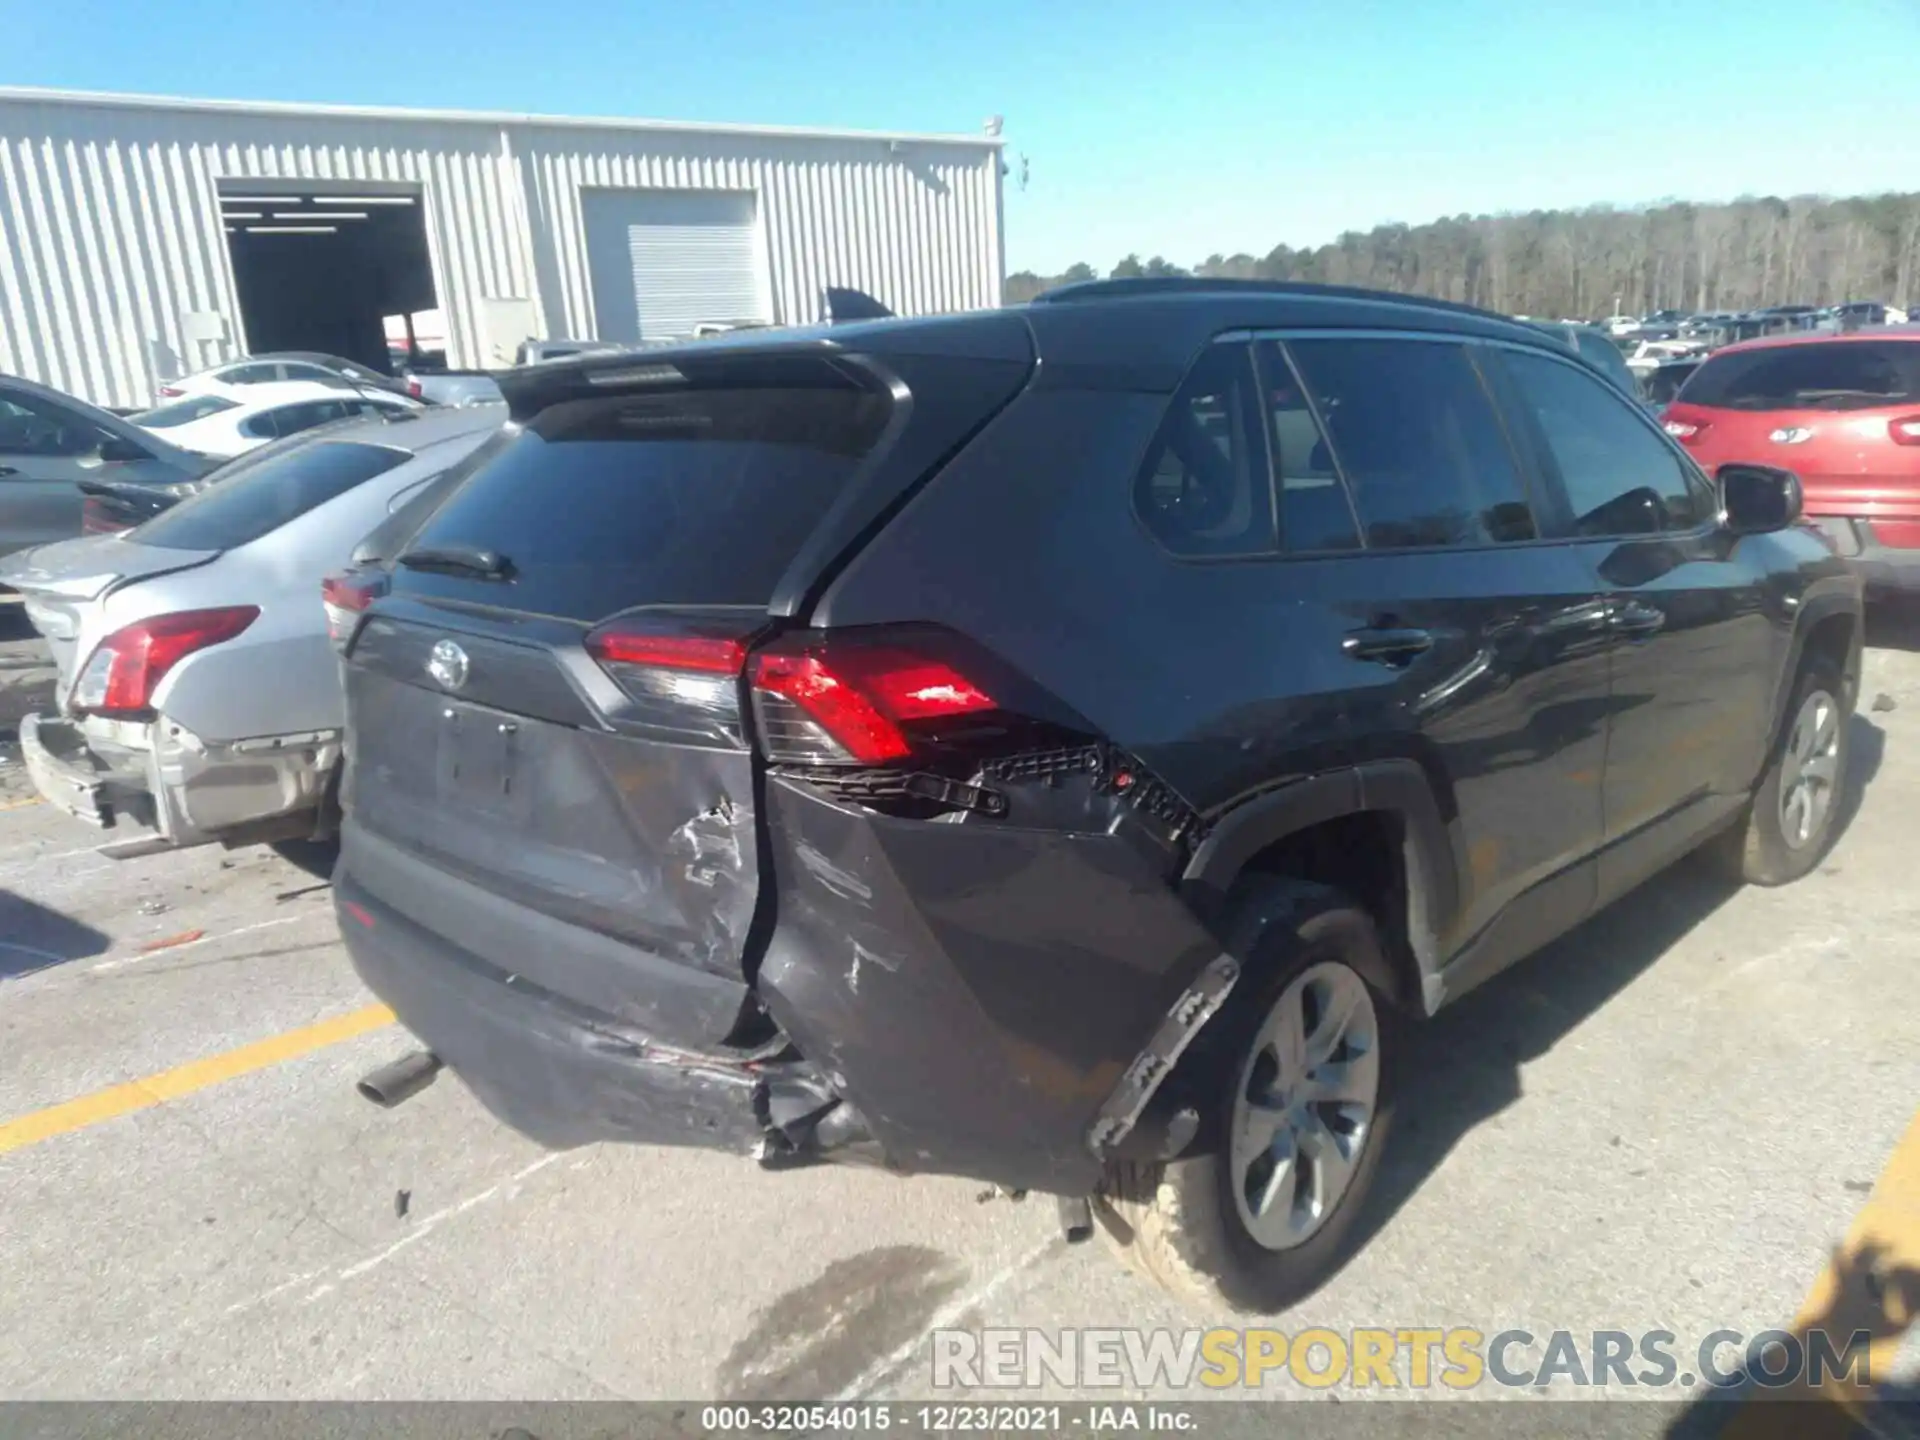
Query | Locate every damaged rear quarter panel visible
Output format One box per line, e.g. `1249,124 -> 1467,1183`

754,774 -> 1222,1195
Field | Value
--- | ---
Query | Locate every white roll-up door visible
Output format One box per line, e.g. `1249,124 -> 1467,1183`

581,189 -> 770,345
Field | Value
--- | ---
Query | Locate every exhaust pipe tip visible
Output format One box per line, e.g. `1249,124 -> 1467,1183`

358,1050 -> 443,1109
1057,1194 -> 1095,1245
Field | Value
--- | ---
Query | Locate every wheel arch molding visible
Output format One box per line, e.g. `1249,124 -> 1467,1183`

1180,760 -> 1462,993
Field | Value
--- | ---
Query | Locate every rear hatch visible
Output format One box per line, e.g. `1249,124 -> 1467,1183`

339,330 -> 1033,1048
1667,338 -> 1920,514
0,536 -> 217,689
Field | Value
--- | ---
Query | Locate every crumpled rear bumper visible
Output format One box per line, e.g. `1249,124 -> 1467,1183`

18,711 -> 339,850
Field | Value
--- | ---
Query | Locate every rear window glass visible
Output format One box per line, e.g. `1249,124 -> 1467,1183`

400,380 -> 891,620
1287,338 -> 1537,549
1679,342 -> 1920,410
134,441 -> 408,551
135,396 -> 238,428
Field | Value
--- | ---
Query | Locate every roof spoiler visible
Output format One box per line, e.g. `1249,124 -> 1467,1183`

822,287 -> 894,324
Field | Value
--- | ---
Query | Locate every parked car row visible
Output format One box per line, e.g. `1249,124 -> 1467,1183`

1663,326 -> 1920,594
0,278 -> 1872,1316
3,403 -> 506,854
0,375 -> 220,554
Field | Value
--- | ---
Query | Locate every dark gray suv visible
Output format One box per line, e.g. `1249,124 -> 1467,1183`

329,280 -> 1862,1311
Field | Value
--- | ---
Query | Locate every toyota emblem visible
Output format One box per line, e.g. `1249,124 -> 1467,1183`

428,639 -> 470,691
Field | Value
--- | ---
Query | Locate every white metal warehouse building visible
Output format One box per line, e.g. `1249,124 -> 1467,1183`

0,87 -> 1007,408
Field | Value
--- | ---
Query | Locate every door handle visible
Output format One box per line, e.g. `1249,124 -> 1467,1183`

1342,627 -> 1434,666
1612,601 -> 1666,638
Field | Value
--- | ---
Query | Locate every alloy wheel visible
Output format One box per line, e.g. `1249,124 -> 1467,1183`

1229,960 -> 1381,1251
1778,688 -> 1841,851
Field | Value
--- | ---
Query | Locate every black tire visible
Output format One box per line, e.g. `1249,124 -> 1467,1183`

1709,658 -> 1850,886
1094,879 -> 1402,1313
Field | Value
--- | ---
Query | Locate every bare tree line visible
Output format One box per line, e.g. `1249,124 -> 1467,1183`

1005,194 -> 1920,319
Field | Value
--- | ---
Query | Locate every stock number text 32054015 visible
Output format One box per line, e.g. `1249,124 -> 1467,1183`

701,1404 -> 1070,1432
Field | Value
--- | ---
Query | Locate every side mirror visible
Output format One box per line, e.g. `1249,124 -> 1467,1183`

97,435 -> 151,464
1717,464 -> 1802,535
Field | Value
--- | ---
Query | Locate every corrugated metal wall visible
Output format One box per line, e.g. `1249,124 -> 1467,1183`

0,92 -> 1004,408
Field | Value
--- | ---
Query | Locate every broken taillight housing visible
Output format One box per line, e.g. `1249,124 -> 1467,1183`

749,636 -> 997,765
321,570 -> 387,652
581,619 -> 1005,763
70,606 -> 259,718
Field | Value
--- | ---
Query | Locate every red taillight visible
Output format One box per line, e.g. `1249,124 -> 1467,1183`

749,639 -> 996,765
585,629 -> 745,673
81,497 -> 132,535
1888,416 -> 1920,446
70,606 -> 259,717
406,377 -> 424,399
321,571 -> 386,650
157,385 -> 183,398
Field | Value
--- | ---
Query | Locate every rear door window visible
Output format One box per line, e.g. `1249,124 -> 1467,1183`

1285,338 -> 1537,549
1253,343 -> 1360,552
134,441 -> 409,551
0,389 -> 112,456
218,363 -> 279,385
1679,341 -> 1920,410
246,399 -> 348,440
1132,342 -> 1275,557
134,395 -> 238,429
401,374 -> 892,620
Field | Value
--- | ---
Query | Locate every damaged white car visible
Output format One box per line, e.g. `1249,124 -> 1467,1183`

3,404 -> 505,857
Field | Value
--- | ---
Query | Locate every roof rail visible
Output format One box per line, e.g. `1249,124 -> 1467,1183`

1030,276 -> 1509,323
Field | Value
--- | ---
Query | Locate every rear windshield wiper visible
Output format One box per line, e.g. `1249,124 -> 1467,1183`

397,544 -> 515,581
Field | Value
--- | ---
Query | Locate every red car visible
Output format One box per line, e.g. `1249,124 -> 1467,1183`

1663,329 -> 1920,593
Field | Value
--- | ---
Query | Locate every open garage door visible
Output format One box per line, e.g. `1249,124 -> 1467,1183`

582,189 -> 771,345
220,182 -> 436,375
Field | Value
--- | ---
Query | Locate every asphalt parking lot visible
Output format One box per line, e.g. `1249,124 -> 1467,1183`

4,592 -> 1920,1421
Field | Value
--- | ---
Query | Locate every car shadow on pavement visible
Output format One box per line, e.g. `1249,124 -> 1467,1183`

1659,1237 -> 1920,1437
1351,713 -> 1886,1264
0,889 -> 111,979
1866,601 -> 1920,656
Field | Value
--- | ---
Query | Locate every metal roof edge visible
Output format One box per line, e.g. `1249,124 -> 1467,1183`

0,85 -> 1007,150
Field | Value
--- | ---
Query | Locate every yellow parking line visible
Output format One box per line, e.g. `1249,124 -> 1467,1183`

0,796 -> 45,810
1723,1105 -> 1920,1437
0,1003 -> 395,1156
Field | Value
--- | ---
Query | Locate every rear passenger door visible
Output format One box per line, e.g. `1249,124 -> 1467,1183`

1266,334 -> 1614,979
1492,344 -> 1773,901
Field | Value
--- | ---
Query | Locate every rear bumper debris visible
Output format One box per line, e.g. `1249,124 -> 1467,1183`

337,865 -> 867,1158
336,757 -> 1229,1192
20,714 -> 134,828
17,711 -> 339,850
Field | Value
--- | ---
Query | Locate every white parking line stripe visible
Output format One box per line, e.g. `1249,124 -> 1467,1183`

89,915 -> 309,972
831,1232 -> 1061,1401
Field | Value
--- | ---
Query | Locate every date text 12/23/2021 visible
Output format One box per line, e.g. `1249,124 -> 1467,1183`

700,1405 -> 1196,1432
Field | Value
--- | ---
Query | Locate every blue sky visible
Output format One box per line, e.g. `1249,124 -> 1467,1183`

9,0 -> 1920,274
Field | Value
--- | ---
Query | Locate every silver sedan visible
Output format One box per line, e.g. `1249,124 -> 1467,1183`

1,403 -> 506,857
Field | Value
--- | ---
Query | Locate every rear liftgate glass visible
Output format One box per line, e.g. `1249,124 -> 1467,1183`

341,361 -> 904,1056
